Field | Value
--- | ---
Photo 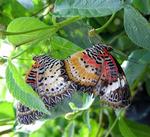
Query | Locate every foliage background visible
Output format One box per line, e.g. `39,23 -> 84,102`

0,0 -> 150,137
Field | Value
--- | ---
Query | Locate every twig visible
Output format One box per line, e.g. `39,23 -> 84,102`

104,117 -> 118,137
31,4 -> 53,17
89,13 -> 116,36
95,13 -> 116,34
0,128 -> 13,135
95,109 -> 103,137
104,110 -> 123,137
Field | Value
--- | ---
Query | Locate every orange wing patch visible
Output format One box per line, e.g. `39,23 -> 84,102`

65,51 -> 101,86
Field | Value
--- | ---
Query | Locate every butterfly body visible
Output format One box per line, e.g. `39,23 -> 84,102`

17,44 -> 131,124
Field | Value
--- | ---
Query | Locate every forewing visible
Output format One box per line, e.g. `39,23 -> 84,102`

64,49 -> 103,93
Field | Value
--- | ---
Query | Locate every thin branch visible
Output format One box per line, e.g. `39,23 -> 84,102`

104,110 -> 124,137
104,117 -> 118,137
108,31 -> 125,44
0,27 -> 50,36
31,4 -> 53,17
95,13 -> 116,34
0,128 -> 13,136
89,13 -> 116,37
11,45 -> 33,59
95,109 -> 103,137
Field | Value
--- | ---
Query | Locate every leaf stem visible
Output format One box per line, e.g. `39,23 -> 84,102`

31,4 -> 53,16
95,109 -> 103,137
104,109 -> 124,137
89,13 -> 116,36
11,46 -> 32,59
96,13 -> 116,34
56,16 -> 82,29
0,27 -> 50,36
104,116 -> 119,137
109,31 -> 125,44
0,17 -> 82,36
0,128 -> 13,135
0,120 -> 14,126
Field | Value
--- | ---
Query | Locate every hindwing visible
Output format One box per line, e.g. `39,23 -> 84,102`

93,45 -> 131,108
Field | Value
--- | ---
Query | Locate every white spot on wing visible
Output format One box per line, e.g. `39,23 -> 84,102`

121,78 -> 125,87
106,78 -> 120,93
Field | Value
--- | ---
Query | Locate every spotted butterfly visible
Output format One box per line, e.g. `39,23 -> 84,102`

17,44 -> 130,124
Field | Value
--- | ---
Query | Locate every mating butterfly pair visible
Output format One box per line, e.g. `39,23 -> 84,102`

17,44 -> 131,124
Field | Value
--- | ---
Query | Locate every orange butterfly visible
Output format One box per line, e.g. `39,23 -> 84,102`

17,44 -> 131,124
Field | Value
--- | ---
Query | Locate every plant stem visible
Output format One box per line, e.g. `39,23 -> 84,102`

95,13 -> 116,34
104,109 -> 124,137
0,128 -> 13,135
11,46 -> 32,59
89,13 -> 116,37
95,109 -> 103,137
104,116 -> 119,137
0,27 -> 50,36
31,4 -> 53,16
0,16 -> 82,36
56,16 -> 82,30
109,31 -> 125,44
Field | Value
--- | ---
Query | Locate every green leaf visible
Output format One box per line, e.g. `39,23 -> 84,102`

78,123 -> 89,137
6,60 -> 50,115
133,0 -> 150,15
0,14 -> 11,26
0,0 -> 29,19
89,119 -> 101,137
83,110 -> 91,130
54,0 -> 123,17
50,36 -> 82,59
60,20 -> 91,49
9,0 -> 30,17
44,92 -> 94,120
126,119 -> 150,137
123,49 -> 148,87
119,118 -> 136,137
146,77 -> 150,96
65,93 -> 94,120
124,5 -> 150,50
63,121 -> 75,137
7,17 -> 56,46
0,101 -> 15,121
69,94 -> 94,112
105,110 -> 123,137
139,51 -> 150,64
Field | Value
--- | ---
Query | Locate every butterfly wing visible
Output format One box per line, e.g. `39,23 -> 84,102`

64,47 -> 103,93
17,44 -> 131,124
17,56 -> 44,124
17,55 -> 77,124
34,55 -> 77,109
94,49 -> 130,108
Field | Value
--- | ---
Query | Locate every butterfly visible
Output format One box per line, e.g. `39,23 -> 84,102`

16,44 -> 131,124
